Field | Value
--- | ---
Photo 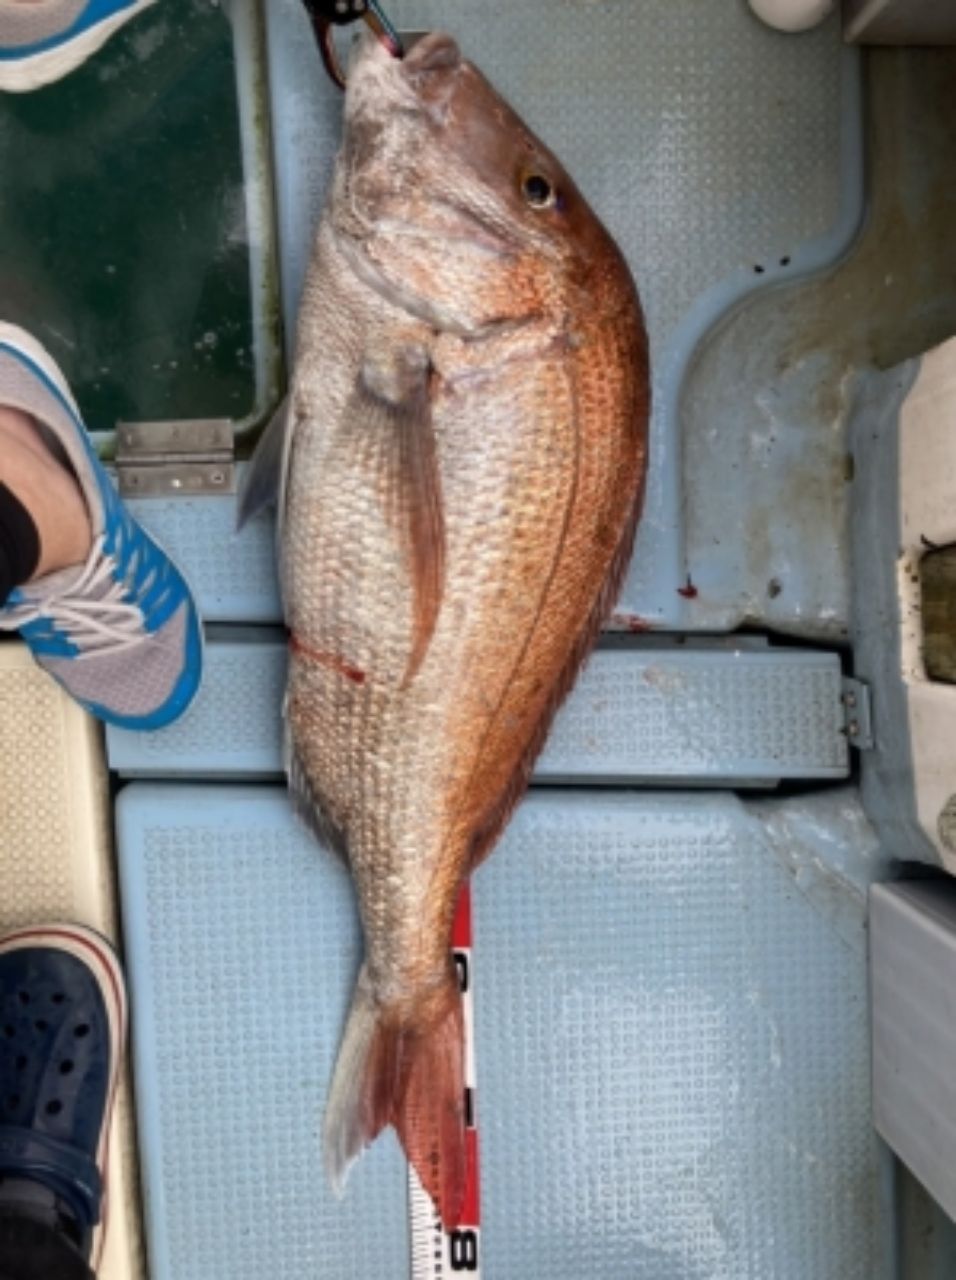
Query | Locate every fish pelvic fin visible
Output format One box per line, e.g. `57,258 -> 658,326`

237,395 -> 293,533
357,346 -> 446,685
323,964 -> 467,1230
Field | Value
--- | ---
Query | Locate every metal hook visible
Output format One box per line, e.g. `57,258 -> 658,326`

301,0 -> 404,90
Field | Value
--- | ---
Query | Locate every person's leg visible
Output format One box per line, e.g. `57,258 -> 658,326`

0,0 -> 158,93
0,323 -> 203,729
0,479 -> 39,608
0,406 -> 91,593
0,924 -> 127,1279
0,1207 -> 93,1280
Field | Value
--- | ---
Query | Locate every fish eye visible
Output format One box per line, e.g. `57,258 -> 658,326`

522,172 -> 556,209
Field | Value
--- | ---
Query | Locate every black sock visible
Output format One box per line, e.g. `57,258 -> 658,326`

0,481 -> 40,606
0,1209 -> 92,1280
0,1177 -> 88,1257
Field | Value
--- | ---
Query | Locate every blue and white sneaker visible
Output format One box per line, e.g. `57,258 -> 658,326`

0,323 -> 202,729
0,0 -> 156,93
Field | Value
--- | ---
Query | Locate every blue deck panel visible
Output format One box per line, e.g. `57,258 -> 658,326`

117,784 -> 893,1280
106,638 -> 849,784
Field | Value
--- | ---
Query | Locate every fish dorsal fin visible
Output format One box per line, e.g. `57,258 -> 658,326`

237,395 -> 294,536
357,346 -> 445,684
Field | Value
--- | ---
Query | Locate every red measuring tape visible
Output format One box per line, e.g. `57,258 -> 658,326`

409,883 -> 482,1276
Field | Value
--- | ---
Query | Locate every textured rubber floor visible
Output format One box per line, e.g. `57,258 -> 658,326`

264,0 -> 861,632
116,783 -> 892,1280
0,643 -> 144,1280
105,638 -> 849,784
122,464 -> 281,624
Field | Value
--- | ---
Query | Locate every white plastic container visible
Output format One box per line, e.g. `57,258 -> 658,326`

749,0 -> 835,33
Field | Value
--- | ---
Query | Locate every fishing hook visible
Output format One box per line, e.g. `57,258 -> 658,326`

301,0 -> 404,90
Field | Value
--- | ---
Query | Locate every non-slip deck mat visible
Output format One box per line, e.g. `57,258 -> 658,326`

264,0 -> 862,631
0,643 -> 144,1280
117,783 -> 892,1280
106,638 -> 849,784
123,465 -> 281,624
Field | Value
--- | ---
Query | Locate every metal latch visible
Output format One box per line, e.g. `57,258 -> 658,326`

116,420 -> 235,497
841,678 -> 874,750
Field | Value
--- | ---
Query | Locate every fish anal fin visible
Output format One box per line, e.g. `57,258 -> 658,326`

287,738 -> 349,863
357,347 -> 446,685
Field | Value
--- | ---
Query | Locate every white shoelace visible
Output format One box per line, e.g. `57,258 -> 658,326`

0,533 -> 149,657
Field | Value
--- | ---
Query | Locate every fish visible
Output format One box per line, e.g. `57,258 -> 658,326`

241,29 -> 650,1228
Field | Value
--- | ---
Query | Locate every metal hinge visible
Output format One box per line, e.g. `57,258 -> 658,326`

841,678 -> 874,750
115,420 -> 235,497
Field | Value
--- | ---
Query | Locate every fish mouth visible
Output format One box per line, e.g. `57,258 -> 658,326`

400,32 -> 463,117
401,32 -> 462,76
347,29 -> 462,89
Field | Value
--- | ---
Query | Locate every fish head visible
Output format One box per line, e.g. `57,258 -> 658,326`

332,31 -> 627,334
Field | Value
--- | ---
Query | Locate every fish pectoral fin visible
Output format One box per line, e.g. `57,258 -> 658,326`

357,346 -> 445,684
237,395 -> 293,532
287,739 -> 349,862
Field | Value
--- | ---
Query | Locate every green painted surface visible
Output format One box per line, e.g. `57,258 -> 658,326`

0,0 -> 258,439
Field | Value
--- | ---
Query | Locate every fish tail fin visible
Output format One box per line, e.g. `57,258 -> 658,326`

323,965 -> 466,1229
